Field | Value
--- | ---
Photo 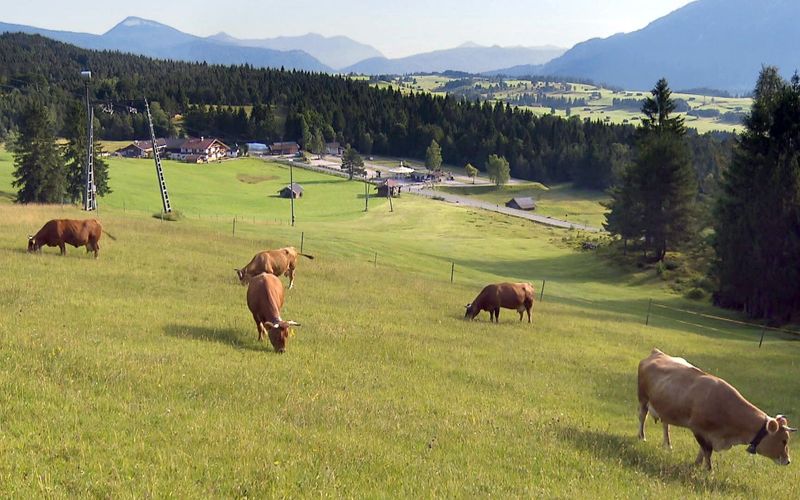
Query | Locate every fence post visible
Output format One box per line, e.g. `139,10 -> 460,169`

759,325 -> 767,348
374,252 -> 378,267
450,262 -> 455,284
232,217 -> 236,237
301,232 -> 305,253
645,298 -> 653,326
539,280 -> 546,302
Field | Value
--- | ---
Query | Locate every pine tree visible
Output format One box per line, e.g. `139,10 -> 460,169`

341,145 -> 364,180
605,78 -> 696,261
311,129 -> 326,159
62,101 -> 111,203
713,68 -> 800,321
11,99 -> 66,203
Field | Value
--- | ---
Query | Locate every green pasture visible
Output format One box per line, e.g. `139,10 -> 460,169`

0,153 -> 798,497
439,183 -> 610,228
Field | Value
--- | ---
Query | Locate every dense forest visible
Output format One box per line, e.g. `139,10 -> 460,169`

0,33 -> 731,190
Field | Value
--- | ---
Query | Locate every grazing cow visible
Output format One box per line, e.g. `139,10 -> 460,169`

28,219 -> 116,258
246,272 -> 300,353
638,348 -> 796,470
235,246 -> 314,288
464,282 -> 535,323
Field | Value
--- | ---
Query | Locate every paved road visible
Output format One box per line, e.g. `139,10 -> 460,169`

408,187 -> 603,232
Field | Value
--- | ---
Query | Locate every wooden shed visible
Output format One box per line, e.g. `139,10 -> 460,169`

376,179 -> 402,197
506,197 -> 536,211
278,183 -> 304,199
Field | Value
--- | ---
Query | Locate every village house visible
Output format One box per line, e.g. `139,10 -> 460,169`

325,141 -> 344,156
270,141 -> 301,156
115,139 -> 166,158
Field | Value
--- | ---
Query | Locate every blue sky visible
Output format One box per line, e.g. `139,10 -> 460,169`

3,0 -> 694,58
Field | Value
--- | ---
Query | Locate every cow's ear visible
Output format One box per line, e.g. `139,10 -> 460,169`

767,418 -> 780,434
262,321 -> 275,329
28,235 -> 33,240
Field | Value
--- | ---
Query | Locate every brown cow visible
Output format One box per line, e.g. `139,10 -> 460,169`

246,272 -> 300,353
28,219 -> 115,258
235,246 -> 314,288
464,282 -> 535,323
638,348 -> 796,470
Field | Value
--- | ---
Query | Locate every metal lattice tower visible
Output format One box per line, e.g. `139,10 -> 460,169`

144,98 -> 172,213
82,71 -> 96,211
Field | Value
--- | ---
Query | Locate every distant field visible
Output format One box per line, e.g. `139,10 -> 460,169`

1,152 -> 798,497
372,75 -> 750,134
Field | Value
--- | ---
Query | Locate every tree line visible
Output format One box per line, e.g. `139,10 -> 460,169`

0,33 -> 731,191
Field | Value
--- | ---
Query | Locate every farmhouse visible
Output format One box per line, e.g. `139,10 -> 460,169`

172,137 -> 230,162
270,141 -> 301,156
115,139 -> 166,158
375,179 -> 402,197
506,197 -> 536,211
278,183 -> 304,199
325,141 -> 344,156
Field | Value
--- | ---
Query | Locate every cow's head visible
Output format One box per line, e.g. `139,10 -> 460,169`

464,303 -> 478,320
755,415 -> 796,465
234,268 -> 247,285
27,235 -> 38,253
262,320 -> 300,353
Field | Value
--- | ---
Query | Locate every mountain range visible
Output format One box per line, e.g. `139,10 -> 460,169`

532,0 -> 800,93
2,0 -> 800,93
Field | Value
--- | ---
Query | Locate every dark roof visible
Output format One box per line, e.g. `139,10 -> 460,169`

271,141 -> 299,148
117,138 -> 166,152
508,197 -> 536,210
182,137 -> 229,151
279,183 -> 304,194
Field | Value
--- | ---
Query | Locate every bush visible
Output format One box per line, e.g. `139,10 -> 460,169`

152,210 -> 184,222
663,259 -> 680,271
685,288 -> 705,300
655,261 -> 667,276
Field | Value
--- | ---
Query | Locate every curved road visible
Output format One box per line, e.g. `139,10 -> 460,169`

408,187 -> 603,233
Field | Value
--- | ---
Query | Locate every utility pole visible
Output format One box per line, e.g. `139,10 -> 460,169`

289,160 -> 295,226
364,172 -> 369,212
81,70 -> 96,211
144,98 -> 172,213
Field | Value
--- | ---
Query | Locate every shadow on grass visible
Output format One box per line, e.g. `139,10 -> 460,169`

559,428 -> 754,496
0,190 -> 15,202
164,323 -> 268,352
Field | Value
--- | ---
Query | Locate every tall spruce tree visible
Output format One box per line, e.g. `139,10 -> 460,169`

425,139 -> 442,171
62,100 -> 111,204
713,68 -> 800,321
11,99 -> 65,203
605,78 -> 696,260
341,144 -> 364,180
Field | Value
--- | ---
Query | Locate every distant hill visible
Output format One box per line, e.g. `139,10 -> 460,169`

208,32 -> 382,70
0,17 -> 330,72
344,44 -> 565,75
538,0 -> 800,93
483,64 -> 544,78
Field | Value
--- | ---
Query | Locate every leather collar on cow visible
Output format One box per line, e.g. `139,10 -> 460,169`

746,420 -> 769,454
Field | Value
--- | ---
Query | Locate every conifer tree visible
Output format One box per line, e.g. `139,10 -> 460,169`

425,139 -> 442,171
341,144 -> 364,180
62,101 -> 111,204
11,99 -> 65,203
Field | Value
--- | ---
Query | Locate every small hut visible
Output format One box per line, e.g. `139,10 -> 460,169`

506,197 -> 536,211
278,183 -> 304,199
376,179 -> 402,197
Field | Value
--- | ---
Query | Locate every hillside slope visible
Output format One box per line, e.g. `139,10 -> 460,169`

540,0 -> 800,93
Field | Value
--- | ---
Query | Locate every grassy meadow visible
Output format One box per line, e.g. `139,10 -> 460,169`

0,152 -> 798,497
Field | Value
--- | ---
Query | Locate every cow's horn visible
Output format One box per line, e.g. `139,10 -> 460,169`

28,235 -> 33,240
464,303 -> 471,309
285,320 -> 301,326
786,427 -> 798,432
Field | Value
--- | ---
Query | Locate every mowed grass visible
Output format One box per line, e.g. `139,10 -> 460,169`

440,183 -> 610,228
0,154 -> 799,497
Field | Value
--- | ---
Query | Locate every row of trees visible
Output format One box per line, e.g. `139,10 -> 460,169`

10,99 -> 110,204
0,33 -> 732,191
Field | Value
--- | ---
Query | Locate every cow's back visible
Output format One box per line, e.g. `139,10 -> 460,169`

496,282 -> 533,308
638,350 -> 712,426
247,273 -> 284,320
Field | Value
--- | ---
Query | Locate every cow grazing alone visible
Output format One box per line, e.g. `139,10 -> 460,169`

638,348 -> 796,470
464,282 -> 535,323
235,246 -> 314,288
246,272 -> 300,353
28,219 -> 116,258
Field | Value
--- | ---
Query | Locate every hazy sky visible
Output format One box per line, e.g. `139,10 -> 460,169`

3,0 -> 695,58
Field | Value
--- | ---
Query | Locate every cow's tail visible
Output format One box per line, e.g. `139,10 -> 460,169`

103,229 -> 117,241
299,253 -> 314,260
